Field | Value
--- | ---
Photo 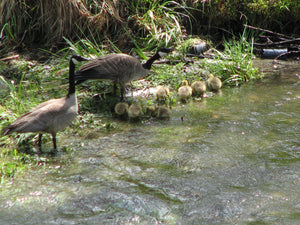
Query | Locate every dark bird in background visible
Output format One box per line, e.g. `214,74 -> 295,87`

74,48 -> 173,99
1,55 -> 89,152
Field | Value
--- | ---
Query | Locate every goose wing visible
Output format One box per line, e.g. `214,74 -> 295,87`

75,54 -> 147,83
2,97 -> 74,134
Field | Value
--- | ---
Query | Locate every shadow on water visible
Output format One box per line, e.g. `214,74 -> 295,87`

1,60 -> 300,224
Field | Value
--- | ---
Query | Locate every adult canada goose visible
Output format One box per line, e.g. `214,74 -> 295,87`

178,80 -> 192,102
75,48 -> 173,99
206,74 -> 222,92
156,85 -> 170,102
114,102 -> 129,119
1,55 -> 89,152
128,102 -> 143,121
191,80 -> 206,97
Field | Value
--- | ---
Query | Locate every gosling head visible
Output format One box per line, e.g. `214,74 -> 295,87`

181,80 -> 189,86
208,74 -> 214,79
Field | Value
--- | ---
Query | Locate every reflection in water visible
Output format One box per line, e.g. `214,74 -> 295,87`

0,60 -> 300,224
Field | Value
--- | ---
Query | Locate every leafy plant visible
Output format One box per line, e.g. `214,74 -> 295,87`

0,149 -> 26,184
0,75 -> 26,113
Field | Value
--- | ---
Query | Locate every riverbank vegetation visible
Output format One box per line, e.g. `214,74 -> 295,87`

0,0 -> 299,183
1,0 -> 299,50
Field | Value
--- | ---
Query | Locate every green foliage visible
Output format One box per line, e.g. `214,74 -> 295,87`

203,33 -> 261,87
132,1 -> 188,48
1,0 -> 300,51
0,149 -> 28,184
0,55 -> 80,183
148,30 -> 261,90
196,0 -> 300,34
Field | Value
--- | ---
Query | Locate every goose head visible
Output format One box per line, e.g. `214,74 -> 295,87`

157,47 -> 174,57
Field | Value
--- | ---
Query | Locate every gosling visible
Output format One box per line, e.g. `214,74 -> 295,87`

206,74 -> 222,92
114,102 -> 129,120
178,80 -> 192,103
153,106 -> 171,120
156,86 -> 170,102
191,80 -> 206,97
128,103 -> 142,121
145,105 -> 156,117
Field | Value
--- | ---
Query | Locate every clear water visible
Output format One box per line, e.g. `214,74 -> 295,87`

0,60 -> 299,224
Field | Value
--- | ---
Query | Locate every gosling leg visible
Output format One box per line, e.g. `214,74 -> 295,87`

52,133 -> 57,151
38,133 -> 43,152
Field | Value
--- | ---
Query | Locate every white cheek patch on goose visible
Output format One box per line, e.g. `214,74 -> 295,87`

72,58 -> 80,64
158,51 -> 168,57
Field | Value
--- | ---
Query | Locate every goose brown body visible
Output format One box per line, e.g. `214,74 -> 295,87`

76,54 -> 148,85
2,55 -> 88,151
2,95 -> 77,136
75,48 -> 173,98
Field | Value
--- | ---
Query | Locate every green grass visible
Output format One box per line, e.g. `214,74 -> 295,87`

132,0 -> 189,48
0,149 -> 28,184
2,0 -> 299,50
148,31 -> 261,90
0,56 -> 70,183
0,28 -> 262,183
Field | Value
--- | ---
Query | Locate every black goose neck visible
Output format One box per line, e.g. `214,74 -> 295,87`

142,52 -> 161,70
68,59 -> 76,96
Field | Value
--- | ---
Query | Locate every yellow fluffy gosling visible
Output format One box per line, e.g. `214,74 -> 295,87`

178,80 -> 192,102
206,74 -> 222,92
191,80 -> 206,97
156,86 -> 170,102
128,103 -> 142,121
145,105 -> 156,116
154,106 -> 171,120
114,102 -> 129,119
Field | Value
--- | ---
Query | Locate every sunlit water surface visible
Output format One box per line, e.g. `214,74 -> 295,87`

0,60 -> 299,224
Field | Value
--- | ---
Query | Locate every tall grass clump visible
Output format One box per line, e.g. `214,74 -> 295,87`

1,0 -> 192,50
147,31 -> 261,91
126,1 -> 191,48
191,0 -> 300,36
202,31 -> 261,87
0,0 -> 124,46
0,75 -> 26,113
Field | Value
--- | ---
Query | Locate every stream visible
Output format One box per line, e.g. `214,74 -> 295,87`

0,59 -> 299,224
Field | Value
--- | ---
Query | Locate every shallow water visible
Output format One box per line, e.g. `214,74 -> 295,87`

0,60 -> 300,224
